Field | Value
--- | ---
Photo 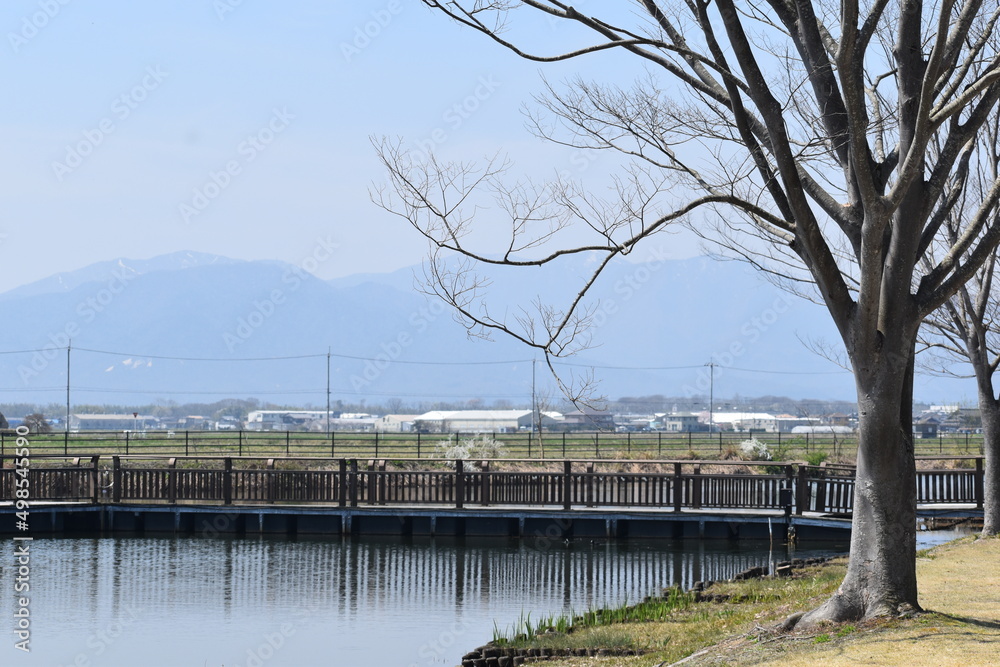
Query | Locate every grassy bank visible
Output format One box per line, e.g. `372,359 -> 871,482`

483,536 -> 999,666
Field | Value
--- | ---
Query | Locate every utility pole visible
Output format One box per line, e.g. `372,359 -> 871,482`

66,341 -> 71,432
706,361 -> 715,433
326,347 -> 331,432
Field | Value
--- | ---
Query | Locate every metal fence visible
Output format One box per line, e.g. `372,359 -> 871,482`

0,429 -> 986,459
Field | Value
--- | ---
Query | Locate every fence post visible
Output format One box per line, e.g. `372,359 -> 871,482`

331,430 -> 336,458
563,460 -> 572,510
168,458 -> 178,504
595,432 -> 599,458
349,459 -> 358,507
285,431 -> 290,457
816,462 -> 828,513
374,431 -> 379,459
90,456 -> 100,504
975,457 -> 984,509
185,431 -> 190,457
795,465 -> 808,515
377,460 -> 387,505
692,464 -> 702,509
672,462 -> 682,512
366,460 -> 376,505
64,430 -> 69,455
266,458 -> 275,504
455,459 -> 465,509
481,460 -> 490,507
783,464 -> 795,512
223,458 -> 233,505
586,462 -> 595,508
658,431 -> 662,457
112,456 -> 122,503
338,459 -> 348,507
125,431 -> 129,456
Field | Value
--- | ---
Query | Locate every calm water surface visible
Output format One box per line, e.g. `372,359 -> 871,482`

0,531 -> 961,667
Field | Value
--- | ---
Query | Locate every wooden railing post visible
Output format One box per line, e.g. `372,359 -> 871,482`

480,461 -> 490,507
349,459 -> 358,507
455,459 -> 465,509
817,462 -> 829,513
586,462 -> 595,508
223,458 -> 233,505
672,462 -> 682,512
795,465 -> 808,515
975,456 -> 984,509
168,458 -> 177,505
377,460 -> 387,505
563,460 -> 572,510
338,459 -> 348,507
90,456 -> 100,504
112,456 -> 122,502
692,464 -> 702,510
784,464 -> 795,512
266,458 -> 276,504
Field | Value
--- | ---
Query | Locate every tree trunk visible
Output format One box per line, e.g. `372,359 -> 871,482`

792,352 -> 920,628
979,396 -> 1000,536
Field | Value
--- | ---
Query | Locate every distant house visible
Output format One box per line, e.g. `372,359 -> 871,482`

914,416 -> 940,439
561,409 -> 615,431
376,415 -> 423,433
658,412 -> 707,432
825,413 -> 852,427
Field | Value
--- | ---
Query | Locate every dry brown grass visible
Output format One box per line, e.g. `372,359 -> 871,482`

526,536 -> 1000,667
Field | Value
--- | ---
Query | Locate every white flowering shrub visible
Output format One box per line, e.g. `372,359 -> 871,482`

739,437 -> 772,461
435,434 -> 508,460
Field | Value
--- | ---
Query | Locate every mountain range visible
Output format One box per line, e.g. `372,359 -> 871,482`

0,251 -> 973,407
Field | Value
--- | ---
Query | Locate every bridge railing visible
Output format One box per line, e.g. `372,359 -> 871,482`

0,455 -> 984,513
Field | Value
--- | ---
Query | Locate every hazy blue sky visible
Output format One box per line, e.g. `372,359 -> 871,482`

1,0 -> 704,294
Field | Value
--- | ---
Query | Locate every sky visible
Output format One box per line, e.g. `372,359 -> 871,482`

0,0 -> 706,295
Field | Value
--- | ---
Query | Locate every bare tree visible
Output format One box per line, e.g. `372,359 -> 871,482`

376,1 -> 1000,627
23,413 -> 52,434
921,109 -> 1000,535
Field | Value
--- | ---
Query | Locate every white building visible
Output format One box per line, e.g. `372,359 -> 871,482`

246,410 -> 330,431
413,410 -> 562,433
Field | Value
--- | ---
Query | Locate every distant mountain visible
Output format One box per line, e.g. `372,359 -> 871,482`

0,252 -> 974,406
0,251 -> 239,302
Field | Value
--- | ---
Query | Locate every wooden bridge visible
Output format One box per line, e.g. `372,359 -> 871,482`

0,455 -> 983,515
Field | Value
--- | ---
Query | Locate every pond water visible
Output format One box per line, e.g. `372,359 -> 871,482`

0,529 -> 965,667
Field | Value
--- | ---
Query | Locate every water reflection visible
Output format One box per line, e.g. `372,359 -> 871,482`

2,536 -> 844,667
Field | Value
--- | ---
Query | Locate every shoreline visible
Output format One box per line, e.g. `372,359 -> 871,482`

464,534 -> 998,666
